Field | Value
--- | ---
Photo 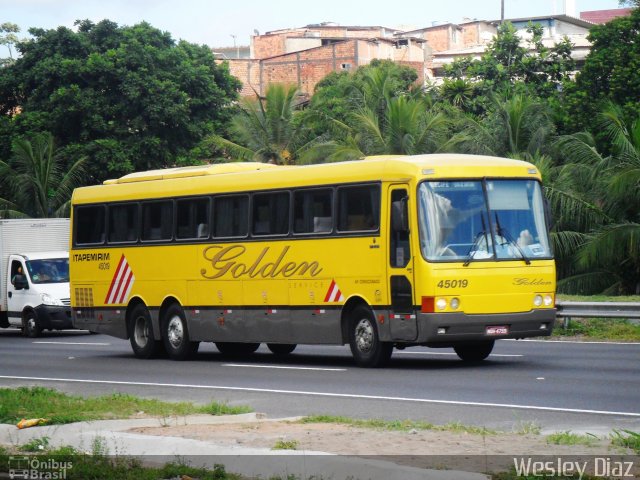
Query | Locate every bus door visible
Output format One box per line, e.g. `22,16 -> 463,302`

388,187 -> 417,341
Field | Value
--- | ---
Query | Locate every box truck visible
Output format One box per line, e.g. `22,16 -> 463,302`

0,219 -> 72,337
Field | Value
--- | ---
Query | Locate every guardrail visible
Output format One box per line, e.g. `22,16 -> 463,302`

556,301 -> 640,319
555,300 -> 640,328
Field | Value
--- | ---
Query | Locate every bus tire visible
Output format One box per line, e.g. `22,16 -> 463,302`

24,311 -> 42,338
128,303 -> 163,359
215,342 -> 260,356
162,304 -> 199,360
453,340 -> 494,362
267,343 -> 296,356
348,305 -> 392,368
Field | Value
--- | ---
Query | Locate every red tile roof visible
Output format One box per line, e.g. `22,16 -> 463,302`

580,8 -> 633,24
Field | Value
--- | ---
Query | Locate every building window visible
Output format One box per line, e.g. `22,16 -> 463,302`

341,63 -> 352,70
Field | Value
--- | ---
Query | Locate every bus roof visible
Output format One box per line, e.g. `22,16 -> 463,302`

73,154 -> 541,204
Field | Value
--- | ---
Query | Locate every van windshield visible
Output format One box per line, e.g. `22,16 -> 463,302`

25,258 -> 69,284
418,180 -> 552,262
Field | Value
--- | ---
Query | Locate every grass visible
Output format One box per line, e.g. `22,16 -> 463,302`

557,294 -> 640,302
0,446 -> 240,480
271,439 -> 299,450
19,436 -> 51,452
545,431 -> 599,447
299,415 -> 496,435
552,318 -> 640,341
0,386 -> 252,425
611,429 -> 640,454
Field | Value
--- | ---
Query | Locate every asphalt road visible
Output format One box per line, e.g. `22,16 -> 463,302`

1,328 -> 639,434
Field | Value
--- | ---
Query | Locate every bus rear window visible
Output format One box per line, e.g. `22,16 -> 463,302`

75,205 -> 106,245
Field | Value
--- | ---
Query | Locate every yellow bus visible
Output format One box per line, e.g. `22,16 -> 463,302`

70,154 -> 556,367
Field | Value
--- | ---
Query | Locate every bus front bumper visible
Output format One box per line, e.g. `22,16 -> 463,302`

416,309 -> 556,346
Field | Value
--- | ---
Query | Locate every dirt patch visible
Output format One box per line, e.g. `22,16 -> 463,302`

130,418 -> 630,472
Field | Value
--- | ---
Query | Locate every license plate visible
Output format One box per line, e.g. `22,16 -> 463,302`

486,325 -> 509,336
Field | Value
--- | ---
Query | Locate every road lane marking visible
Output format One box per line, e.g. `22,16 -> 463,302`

223,364 -> 346,371
32,341 -> 111,346
394,352 -> 523,357
1,374 -> 638,418
505,339 -> 640,345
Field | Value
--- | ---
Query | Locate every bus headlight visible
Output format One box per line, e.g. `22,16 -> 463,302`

450,298 -> 460,310
543,294 -> 554,306
436,298 -> 447,310
533,295 -> 543,307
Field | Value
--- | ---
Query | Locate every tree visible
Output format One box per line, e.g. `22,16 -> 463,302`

0,20 -> 241,182
451,93 -> 555,158
443,21 -> 575,99
210,84 -> 322,165
562,7 -> 640,132
0,133 -> 85,218
0,22 -> 20,67
555,104 -> 640,294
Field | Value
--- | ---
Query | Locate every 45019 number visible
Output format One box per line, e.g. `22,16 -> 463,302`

437,279 -> 468,289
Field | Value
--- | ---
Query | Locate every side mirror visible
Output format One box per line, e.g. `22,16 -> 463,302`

391,199 -> 409,233
13,274 -> 28,290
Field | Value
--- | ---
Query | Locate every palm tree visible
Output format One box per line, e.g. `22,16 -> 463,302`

0,133 -> 85,218
210,84 -> 322,165
555,103 -> 640,294
451,93 -> 554,158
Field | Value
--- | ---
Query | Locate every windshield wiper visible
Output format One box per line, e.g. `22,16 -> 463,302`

494,213 -> 531,265
463,215 -> 489,267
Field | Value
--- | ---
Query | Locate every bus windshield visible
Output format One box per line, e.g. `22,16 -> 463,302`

418,179 -> 552,262
26,258 -> 70,284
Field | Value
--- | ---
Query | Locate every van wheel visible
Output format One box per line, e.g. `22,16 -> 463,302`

454,340 -> 495,362
24,311 -> 42,338
162,304 -> 199,360
128,303 -> 163,359
348,305 -> 392,367
215,342 -> 260,356
267,343 -> 297,356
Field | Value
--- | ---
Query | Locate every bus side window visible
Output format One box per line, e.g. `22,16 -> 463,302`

176,198 -> 210,240
213,195 -> 249,238
293,189 -> 333,234
337,185 -> 380,232
252,192 -> 289,236
141,201 -> 173,242
108,204 -> 139,243
74,205 -> 106,245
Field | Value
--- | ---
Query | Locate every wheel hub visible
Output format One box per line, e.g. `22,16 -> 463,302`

133,316 -> 149,348
355,318 -> 374,353
167,316 -> 184,348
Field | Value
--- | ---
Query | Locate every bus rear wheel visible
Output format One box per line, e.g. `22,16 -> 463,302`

215,342 -> 260,356
128,303 -> 163,359
267,343 -> 297,356
162,304 -> 199,360
348,305 -> 392,368
453,340 -> 495,362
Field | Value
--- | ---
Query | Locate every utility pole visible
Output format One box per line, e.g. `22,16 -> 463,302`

501,0 -> 505,23
230,34 -> 239,58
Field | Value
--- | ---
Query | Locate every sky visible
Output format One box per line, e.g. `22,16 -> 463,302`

2,0 -> 623,49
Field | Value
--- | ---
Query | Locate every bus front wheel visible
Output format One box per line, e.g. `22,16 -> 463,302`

453,340 -> 495,362
348,306 -> 392,368
162,304 -> 199,360
267,343 -> 297,356
128,303 -> 163,359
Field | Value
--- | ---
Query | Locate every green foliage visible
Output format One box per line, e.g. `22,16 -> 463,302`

0,22 -> 21,67
0,19 -> 240,183
565,8 -> 640,131
611,429 -> 640,453
0,132 -> 85,218
271,439 -> 299,450
553,318 -> 640,341
545,431 -> 599,446
0,386 -> 252,424
19,437 -> 51,452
